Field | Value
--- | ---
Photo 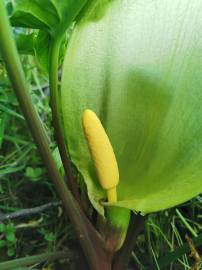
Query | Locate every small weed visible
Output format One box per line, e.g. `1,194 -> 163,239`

0,222 -> 16,257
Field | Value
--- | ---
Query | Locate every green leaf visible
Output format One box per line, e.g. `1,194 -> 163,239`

33,30 -> 67,74
5,223 -> 15,234
50,0 -> 88,35
7,246 -> 15,257
6,232 -> 16,243
0,223 -> 6,233
16,33 -> 35,55
44,232 -> 56,242
52,147 -> 64,174
10,0 -> 59,32
61,0 -> 202,215
34,30 -> 51,73
25,167 -> 43,181
10,0 -> 88,38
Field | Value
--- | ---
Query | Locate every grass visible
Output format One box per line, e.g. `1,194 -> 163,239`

0,39 -> 202,270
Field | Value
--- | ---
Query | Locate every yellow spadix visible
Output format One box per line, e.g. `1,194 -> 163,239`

82,109 -> 119,203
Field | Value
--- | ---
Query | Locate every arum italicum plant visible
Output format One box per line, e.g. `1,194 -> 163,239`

1,0 -> 202,268
61,0 -> 202,246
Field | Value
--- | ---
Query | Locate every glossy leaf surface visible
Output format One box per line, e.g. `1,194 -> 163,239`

61,0 -> 202,214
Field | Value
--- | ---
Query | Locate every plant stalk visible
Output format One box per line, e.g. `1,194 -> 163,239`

49,36 -> 82,206
113,214 -> 146,270
0,2 -> 111,269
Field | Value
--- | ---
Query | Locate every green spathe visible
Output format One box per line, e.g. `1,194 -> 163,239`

106,207 -> 131,250
61,0 -> 202,215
